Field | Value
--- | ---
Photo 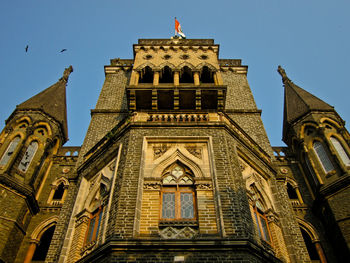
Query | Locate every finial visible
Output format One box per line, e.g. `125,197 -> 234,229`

277,65 -> 290,83
60,65 -> 73,82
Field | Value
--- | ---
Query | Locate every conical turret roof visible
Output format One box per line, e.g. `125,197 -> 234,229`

278,66 -> 334,141
13,66 -> 73,142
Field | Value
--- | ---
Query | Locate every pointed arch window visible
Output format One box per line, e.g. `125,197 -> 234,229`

313,141 -> 334,173
18,141 -> 38,172
161,164 -> 196,221
330,136 -> 350,166
0,136 -> 21,166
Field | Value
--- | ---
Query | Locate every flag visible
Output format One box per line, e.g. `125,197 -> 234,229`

175,18 -> 186,39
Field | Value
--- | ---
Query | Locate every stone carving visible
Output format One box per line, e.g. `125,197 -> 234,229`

153,145 -> 169,159
185,147 -> 202,159
277,65 -> 290,83
143,182 -> 161,190
60,65 -> 73,82
159,226 -> 198,239
195,183 -> 212,190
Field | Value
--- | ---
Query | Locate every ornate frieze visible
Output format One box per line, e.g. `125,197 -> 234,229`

185,146 -> 202,159
159,226 -> 198,239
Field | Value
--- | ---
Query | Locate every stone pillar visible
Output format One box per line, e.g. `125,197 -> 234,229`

23,241 -> 38,263
153,71 -> 160,86
134,71 -> 140,85
314,241 -> 327,263
193,71 -> 200,86
214,72 -> 223,85
174,71 -> 180,86
174,89 -> 179,110
295,187 -> 304,204
152,89 -> 158,110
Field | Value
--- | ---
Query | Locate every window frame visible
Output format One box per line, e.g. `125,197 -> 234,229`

313,141 -> 335,174
330,136 -> 350,166
160,185 -> 197,221
0,136 -> 21,167
84,207 -> 103,245
252,206 -> 272,244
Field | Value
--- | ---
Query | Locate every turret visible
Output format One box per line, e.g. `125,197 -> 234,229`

0,66 -> 72,262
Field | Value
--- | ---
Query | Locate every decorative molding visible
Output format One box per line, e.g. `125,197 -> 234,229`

153,145 -> 170,159
159,226 -> 198,239
195,183 -> 212,190
143,182 -> 161,190
185,147 -> 202,159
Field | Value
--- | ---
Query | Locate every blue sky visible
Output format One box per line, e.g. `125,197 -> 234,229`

0,0 -> 349,147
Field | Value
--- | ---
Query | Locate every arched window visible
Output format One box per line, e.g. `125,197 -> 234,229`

0,136 -> 21,166
330,136 -> 350,166
31,225 -> 56,262
18,141 -> 38,172
161,164 -> 196,221
300,228 -> 321,262
304,154 -> 320,187
52,183 -> 65,200
159,66 -> 173,83
139,66 -> 154,83
179,66 -> 194,83
200,66 -> 214,83
286,183 -> 298,200
252,201 -> 272,243
313,141 -> 334,173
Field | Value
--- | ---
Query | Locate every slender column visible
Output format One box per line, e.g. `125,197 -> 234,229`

23,241 -> 38,263
134,71 -> 139,85
153,71 -> 160,86
314,241 -> 327,263
295,187 -> 304,204
214,72 -> 223,85
174,71 -> 180,86
174,89 -> 179,110
152,89 -> 158,110
196,89 -> 201,110
193,71 -> 200,86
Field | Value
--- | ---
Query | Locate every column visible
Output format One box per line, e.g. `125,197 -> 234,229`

174,71 -> 180,86
153,71 -> 159,86
193,71 -> 200,86
23,241 -> 38,263
314,241 -> 327,263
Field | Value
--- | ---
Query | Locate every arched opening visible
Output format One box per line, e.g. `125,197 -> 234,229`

159,66 -> 173,83
200,66 -> 214,83
179,66 -> 193,83
300,228 -> 321,262
18,141 -> 38,172
287,183 -> 298,200
139,66 -> 154,83
52,183 -> 65,200
31,225 -> 56,262
160,162 -> 196,221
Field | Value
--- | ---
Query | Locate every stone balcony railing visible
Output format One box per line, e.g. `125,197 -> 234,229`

131,112 -> 222,123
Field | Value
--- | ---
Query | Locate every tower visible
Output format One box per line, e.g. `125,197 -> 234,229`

0,66 -> 78,263
2,38 -> 350,263
277,66 -> 350,261
45,39 -> 310,263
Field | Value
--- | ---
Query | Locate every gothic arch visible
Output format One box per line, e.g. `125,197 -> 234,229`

134,62 -> 157,71
320,117 -> 342,129
51,176 -> 69,187
33,121 -> 53,137
248,177 -> 274,211
297,218 -> 320,242
177,61 -> 196,71
15,116 -> 32,127
84,174 -> 103,212
195,62 -> 218,72
159,62 -> 176,70
31,216 -> 58,241
300,122 -> 317,139
152,148 -> 204,179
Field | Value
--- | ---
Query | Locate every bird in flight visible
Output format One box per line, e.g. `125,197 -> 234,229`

60,49 -> 67,53
25,45 -> 28,52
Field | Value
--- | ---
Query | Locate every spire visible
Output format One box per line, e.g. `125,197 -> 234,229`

12,66 -> 73,142
278,66 -> 335,141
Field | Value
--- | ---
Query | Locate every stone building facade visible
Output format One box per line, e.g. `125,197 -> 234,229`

0,38 -> 349,262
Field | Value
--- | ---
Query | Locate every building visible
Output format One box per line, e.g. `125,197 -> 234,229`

0,38 -> 349,263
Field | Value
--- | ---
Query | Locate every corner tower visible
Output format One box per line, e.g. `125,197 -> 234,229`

0,66 -> 73,262
279,66 -> 350,260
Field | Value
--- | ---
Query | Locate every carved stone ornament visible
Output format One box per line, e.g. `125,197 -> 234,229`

60,65 -> 73,82
185,147 -> 202,159
159,226 -> 198,239
195,183 -> 212,190
280,168 -> 288,174
75,214 -> 90,226
143,182 -> 161,190
62,167 -> 70,174
153,145 -> 169,159
4,126 -> 13,134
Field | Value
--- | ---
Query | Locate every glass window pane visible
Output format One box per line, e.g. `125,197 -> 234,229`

180,193 -> 194,219
253,212 -> 262,238
313,141 -> 334,173
259,215 -> 271,242
162,193 -> 175,218
18,141 -> 38,172
95,211 -> 103,240
0,136 -> 20,166
330,137 -> 350,166
87,217 -> 96,243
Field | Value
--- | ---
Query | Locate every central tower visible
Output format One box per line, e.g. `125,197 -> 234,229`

49,39 -> 310,263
